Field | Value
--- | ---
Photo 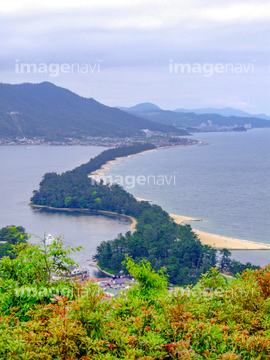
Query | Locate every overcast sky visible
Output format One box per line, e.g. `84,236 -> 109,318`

1,0 -> 269,114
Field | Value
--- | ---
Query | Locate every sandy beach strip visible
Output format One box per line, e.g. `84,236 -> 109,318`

88,148 -> 157,179
170,214 -> 202,225
135,197 -> 152,202
170,213 -> 270,250
194,230 -> 270,250
128,216 -> 137,232
88,160 -> 118,177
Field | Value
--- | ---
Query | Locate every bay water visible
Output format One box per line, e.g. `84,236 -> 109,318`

104,129 -> 270,266
1,129 -> 269,270
0,145 -> 131,277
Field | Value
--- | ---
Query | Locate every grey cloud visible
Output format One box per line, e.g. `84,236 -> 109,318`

0,2 -> 269,113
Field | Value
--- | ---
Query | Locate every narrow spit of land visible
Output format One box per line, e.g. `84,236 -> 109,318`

88,148 -> 157,179
88,147 -> 270,251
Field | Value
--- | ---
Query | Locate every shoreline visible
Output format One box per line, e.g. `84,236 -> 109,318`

30,204 -> 137,233
87,146 -> 270,251
170,213 -> 270,250
30,204 -> 270,252
88,262 -> 115,277
30,202 -> 270,251
88,144 -> 201,180
88,148 -> 157,179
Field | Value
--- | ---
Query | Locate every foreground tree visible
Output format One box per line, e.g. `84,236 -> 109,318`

0,226 -> 27,259
0,233 -> 82,319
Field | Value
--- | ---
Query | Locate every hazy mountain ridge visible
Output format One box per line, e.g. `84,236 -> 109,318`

0,83 -> 184,139
119,103 -> 270,128
117,102 -> 161,112
174,106 -> 270,120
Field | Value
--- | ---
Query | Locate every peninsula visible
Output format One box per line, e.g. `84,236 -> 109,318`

30,143 -> 262,284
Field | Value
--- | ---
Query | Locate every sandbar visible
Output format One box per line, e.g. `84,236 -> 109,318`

170,213 -> 270,250
88,148 -> 157,180
88,149 -> 270,251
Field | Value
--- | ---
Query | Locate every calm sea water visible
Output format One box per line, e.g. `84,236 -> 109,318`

0,146 -> 131,277
104,129 -> 270,266
1,130 -> 270,269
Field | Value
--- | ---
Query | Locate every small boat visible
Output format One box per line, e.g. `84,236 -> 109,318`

45,234 -> 54,245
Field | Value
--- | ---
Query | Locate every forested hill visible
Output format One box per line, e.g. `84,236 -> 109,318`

0,82 -> 185,139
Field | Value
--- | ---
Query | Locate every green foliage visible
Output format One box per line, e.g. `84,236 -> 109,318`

0,225 -> 27,259
0,233 -> 83,319
199,267 -> 227,290
124,256 -> 168,299
220,248 -> 231,271
228,259 -> 260,275
65,196 -> 72,206
1,235 -> 82,285
0,251 -> 270,359
94,214 -> 218,286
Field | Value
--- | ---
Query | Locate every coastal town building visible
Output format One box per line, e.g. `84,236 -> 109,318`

95,276 -> 136,296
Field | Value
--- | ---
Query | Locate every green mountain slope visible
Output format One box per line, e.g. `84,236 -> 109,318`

0,82 -> 184,139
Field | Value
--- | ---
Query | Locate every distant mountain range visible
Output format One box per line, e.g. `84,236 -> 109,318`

174,107 -> 270,120
118,103 -> 270,129
0,83 -> 185,139
118,103 -> 161,112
